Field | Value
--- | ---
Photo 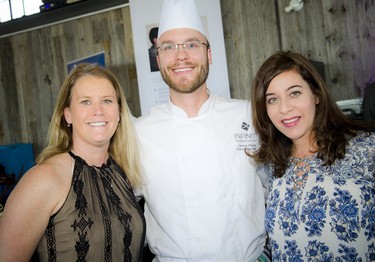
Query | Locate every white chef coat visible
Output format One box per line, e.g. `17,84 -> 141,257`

135,94 -> 266,262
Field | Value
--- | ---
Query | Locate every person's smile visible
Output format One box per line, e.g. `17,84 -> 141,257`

281,116 -> 300,127
88,121 -> 108,127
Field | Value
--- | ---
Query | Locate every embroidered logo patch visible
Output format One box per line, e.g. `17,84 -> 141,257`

241,122 -> 250,131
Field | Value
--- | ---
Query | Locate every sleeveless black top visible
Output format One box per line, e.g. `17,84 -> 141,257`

34,152 -> 145,262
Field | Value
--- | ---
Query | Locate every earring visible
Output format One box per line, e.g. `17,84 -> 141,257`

67,123 -> 71,127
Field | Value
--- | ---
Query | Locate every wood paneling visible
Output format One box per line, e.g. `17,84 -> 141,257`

1,7 -> 139,154
0,0 -> 374,155
222,0 -> 375,101
221,0 -> 280,99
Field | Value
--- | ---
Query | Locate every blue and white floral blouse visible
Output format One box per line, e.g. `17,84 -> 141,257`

265,132 -> 375,261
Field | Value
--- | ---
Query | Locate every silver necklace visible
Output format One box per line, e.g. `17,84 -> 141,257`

93,164 -> 114,188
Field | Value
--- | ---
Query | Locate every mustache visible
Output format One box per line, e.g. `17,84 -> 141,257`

169,61 -> 195,68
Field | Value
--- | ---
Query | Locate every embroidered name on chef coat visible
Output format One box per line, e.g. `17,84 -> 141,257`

234,122 -> 259,151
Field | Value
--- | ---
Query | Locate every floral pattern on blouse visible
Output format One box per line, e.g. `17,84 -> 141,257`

265,133 -> 375,262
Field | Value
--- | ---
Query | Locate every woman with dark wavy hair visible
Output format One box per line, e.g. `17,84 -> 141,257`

249,51 -> 374,261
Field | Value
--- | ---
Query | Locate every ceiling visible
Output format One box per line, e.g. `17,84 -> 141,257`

0,0 -> 128,38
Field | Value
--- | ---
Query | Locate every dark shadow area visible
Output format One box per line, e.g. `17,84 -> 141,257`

138,198 -> 155,262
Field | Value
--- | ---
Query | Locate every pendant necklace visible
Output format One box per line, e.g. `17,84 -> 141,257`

93,164 -> 114,188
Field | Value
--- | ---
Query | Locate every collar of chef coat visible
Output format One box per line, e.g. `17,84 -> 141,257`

167,94 -> 213,119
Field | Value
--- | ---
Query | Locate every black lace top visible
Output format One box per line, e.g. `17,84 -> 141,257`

34,152 -> 145,262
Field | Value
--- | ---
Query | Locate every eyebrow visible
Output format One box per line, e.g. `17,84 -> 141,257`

265,85 -> 302,96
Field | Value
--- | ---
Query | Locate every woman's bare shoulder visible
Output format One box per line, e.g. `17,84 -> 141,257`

26,153 -> 71,186
9,153 -> 73,213
0,153 -> 73,261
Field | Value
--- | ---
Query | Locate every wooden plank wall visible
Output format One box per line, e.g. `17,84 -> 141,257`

0,0 -> 374,155
0,7 -> 138,154
222,0 -> 375,99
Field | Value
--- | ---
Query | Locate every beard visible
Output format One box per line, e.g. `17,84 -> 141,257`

160,56 -> 209,94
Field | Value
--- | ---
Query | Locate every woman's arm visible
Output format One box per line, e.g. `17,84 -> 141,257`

0,163 -> 64,262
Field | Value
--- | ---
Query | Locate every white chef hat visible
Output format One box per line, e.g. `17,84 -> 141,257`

157,0 -> 205,39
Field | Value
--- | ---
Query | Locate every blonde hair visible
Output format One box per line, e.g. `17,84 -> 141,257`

37,63 -> 142,187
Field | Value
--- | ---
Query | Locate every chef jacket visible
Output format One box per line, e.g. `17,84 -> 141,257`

135,94 -> 266,262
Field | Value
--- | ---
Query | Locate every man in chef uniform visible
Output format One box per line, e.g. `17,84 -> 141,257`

135,0 -> 267,261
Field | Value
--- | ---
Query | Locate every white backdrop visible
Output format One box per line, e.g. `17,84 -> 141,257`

129,0 -> 230,115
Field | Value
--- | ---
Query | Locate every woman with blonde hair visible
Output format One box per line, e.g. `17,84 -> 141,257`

0,63 -> 145,261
